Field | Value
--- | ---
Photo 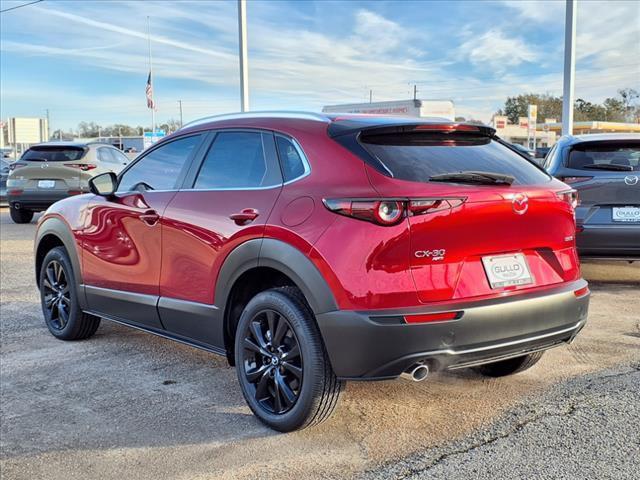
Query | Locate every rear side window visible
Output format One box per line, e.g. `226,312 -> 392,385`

118,135 -> 201,192
567,142 -> 640,171
194,132 -> 281,189
275,136 -> 307,182
97,147 -> 119,164
22,146 -> 86,162
359,133 -> 550,185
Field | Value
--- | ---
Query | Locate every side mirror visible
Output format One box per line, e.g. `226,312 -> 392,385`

89,172 -> 118,197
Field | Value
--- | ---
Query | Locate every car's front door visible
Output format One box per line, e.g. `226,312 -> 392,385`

158,130 -> 283,347
81,134 -> 205,328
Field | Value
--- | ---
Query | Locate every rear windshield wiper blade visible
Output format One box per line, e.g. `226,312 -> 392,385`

429,171 -> 515,185
581,163 -> 634,171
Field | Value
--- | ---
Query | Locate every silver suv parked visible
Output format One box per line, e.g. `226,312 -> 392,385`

7,142 -> 130,223
544,133 -> 639,259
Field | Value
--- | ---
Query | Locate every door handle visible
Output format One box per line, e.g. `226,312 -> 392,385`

229,208 -> 259,225
139,210 -> 160,226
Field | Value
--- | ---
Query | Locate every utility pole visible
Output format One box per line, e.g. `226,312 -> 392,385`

45,109 -> 50,140
238,0 -> 249,112
413,84 -> 418,101
562,0 -> 577,136
178,100 -> 183,127
369,89 -> 373,103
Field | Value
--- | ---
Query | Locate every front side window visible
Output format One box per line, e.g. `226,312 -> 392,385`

118,135 -> 201,192
194,131 -> 281,189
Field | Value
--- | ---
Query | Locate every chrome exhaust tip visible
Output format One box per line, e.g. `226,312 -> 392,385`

401,363 -> 429,382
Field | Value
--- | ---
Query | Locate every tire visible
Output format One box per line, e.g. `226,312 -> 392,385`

234,287 -> 343,432
39,246 -> 101,340
473,351 -> 544,377
10,206 -> 34,224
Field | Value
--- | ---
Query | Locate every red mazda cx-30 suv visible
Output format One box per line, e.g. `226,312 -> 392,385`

34,113 -> 590,431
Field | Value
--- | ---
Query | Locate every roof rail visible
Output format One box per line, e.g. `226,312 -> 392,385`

178,111 -> 330,131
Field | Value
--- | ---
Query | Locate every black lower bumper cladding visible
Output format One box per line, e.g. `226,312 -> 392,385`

316,280 -> 590,380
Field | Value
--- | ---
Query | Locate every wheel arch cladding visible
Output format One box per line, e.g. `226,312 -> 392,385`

35,218 -> 86,308
215,238 -> 338,363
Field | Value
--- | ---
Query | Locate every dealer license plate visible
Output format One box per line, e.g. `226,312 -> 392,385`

38,180 -> 56,189
612,207 -> 640,223
482,253 -> 533,289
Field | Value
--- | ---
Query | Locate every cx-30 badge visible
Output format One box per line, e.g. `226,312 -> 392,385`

512,193 -> 528,215
624,175 -> 638,186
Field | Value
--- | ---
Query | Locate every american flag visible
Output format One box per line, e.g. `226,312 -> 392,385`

146,72 -> 155,110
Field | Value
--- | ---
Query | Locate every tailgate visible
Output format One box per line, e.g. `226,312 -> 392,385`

408,188 -> 579,302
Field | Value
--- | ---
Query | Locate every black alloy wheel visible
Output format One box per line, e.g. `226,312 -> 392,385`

242,309 -> 303,414
39,246 -> 101,340
234,287 -> 343,432
42,259 -> 72,330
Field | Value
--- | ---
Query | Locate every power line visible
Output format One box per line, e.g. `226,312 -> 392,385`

0,0 -> 44,14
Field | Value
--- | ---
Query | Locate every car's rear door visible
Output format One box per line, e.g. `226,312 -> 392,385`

158,129 -> 283,347
80,134 -> 205,329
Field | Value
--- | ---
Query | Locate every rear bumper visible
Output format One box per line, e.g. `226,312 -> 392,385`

577,224 -> 640,257
7,190 -> 74,211
316,280 -> 590,379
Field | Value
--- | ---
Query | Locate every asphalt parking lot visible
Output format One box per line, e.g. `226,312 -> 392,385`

1,208 -> 639,479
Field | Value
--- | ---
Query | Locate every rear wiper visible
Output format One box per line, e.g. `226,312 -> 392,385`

581,163 -> 633,171
429,171 -> 515,185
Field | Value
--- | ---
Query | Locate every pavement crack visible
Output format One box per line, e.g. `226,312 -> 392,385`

395,404 -> 580,479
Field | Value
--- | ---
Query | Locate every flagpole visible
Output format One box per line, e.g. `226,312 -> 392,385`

147,16 -> 155,136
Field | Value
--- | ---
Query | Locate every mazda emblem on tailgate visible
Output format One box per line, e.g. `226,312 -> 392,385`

512,193 -> 528,215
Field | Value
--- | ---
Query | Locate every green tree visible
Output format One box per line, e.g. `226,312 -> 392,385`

501,93 -> 562,123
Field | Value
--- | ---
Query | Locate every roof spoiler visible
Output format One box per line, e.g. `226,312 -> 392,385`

328,119 -> 496,138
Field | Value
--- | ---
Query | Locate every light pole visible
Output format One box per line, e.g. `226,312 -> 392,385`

562,0 -> 577,136
45,109 -> 50,140
238,0 -> 249,112
178,100 -> 183,127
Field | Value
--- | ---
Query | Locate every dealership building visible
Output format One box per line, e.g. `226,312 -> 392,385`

322,99 -> 456,121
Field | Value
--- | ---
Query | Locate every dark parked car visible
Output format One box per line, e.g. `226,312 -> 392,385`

34,113 -> 589,431
510,143 -> 536,158
1,158 -> 11,205
544,133 -> 639,259
535,147 -> 551,159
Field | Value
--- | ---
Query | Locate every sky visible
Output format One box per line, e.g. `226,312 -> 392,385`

1,0 -> 639,131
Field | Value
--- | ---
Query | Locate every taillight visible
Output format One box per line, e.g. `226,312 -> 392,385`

557,189 -> 579,209
323,199 -> 404,226
323,197 -> 466,226
9,163 -> 25,171
64,163 -> 97,171
560,176 -> 593,184
574,286 -> 589,298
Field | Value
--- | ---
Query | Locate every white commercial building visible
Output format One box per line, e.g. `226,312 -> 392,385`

2,117 -> 49,159
490,115 -> 557,149
322,99 -> 455,121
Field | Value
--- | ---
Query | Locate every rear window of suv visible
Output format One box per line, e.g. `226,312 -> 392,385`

359,132 -> 550,185
21,146 -> 86,162
567,141 -> 640,171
